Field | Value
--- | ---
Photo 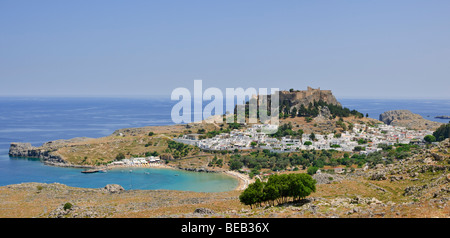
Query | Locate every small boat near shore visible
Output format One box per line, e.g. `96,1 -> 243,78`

81,168 -> 107,174
81,169 -> 99,174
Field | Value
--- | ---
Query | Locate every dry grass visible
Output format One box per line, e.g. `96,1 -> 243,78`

0,183 -> 245,218
281,116 -> 381,134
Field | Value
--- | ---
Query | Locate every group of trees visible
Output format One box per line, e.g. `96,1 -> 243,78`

236,98 -> 365,122
270,122 -> 303,138
198,130 -> 221,139
228,149 -> 342,176
208,156 -> 223,167
422,123 -> 449,144
432,123 -> 450,142
228,143 -> 418,177
228,150 -> 295,174
239,173 -> 316,208
115,152 -> 125,161
145,151 -> 159,157
424,135 -> 437,143
196,123 -> 243,140
166,140 -> 192,159
280,99 -> 365,119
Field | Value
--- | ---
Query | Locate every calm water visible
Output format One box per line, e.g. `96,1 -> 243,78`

339,98 -> 450,124
0,97 -> 238,192
0,97 -> 448,191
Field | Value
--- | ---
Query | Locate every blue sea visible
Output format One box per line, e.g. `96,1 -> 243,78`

339,98 -> 450,124
0,97 -> 238,192
0,97 -> 448,191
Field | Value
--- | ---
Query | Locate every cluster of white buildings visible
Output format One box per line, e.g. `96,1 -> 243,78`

176,123 -> 433,154
176,124 -> 278,151
281,123 -> 433,154
109,156 -> 161,167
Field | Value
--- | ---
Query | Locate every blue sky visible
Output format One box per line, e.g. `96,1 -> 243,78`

1,1 -> 449,99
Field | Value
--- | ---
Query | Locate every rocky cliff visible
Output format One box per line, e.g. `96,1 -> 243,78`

279,87 -> 342,108
8,137 -> 92,165
9,142 -> 65,164
379,110 -> 443,130
251,86 -> 341,109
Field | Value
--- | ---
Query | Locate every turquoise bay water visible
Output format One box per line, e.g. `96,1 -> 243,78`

0,157 -> 238,192
0,97 -> 238,192
0,97 -> 448,192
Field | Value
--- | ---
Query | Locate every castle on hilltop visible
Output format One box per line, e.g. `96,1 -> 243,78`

251,86 -> 341,109
279,86 -> 340,107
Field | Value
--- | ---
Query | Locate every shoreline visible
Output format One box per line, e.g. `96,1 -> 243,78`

223,170 -> 253,191
105,162 -> 173,170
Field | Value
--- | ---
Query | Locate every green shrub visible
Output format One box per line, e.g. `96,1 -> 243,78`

307,166 -> 319,175
115,152 -> 125,161
433,123 -> 450,141
63,202 -> 73,210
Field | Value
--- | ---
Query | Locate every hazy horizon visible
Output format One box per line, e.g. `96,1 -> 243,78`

1,1 -> 449,99
1,93 -> 449,101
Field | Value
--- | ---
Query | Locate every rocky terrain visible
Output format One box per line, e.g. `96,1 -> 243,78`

379,110 -> 443,130
1,139 -> 448,218
278,87 -> 342,108
252,87 -> 341,112
8,138 -> 93,167
281,113 -> 380,134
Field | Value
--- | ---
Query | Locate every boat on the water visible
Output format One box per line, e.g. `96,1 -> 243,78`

81,168 -> 107,174
81,169 -> 99,174
435,115 -> 450,119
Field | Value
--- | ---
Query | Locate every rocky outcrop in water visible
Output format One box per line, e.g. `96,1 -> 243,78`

379,110 -> 443,130
9,142 -> 65,164
8,137 -> 92,165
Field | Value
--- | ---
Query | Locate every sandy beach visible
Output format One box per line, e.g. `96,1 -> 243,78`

105,162 -> 172,169
223,170 -> 253,191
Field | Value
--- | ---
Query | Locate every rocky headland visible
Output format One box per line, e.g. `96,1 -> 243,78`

9,137 -> 95,168
379,110 -> 443,130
